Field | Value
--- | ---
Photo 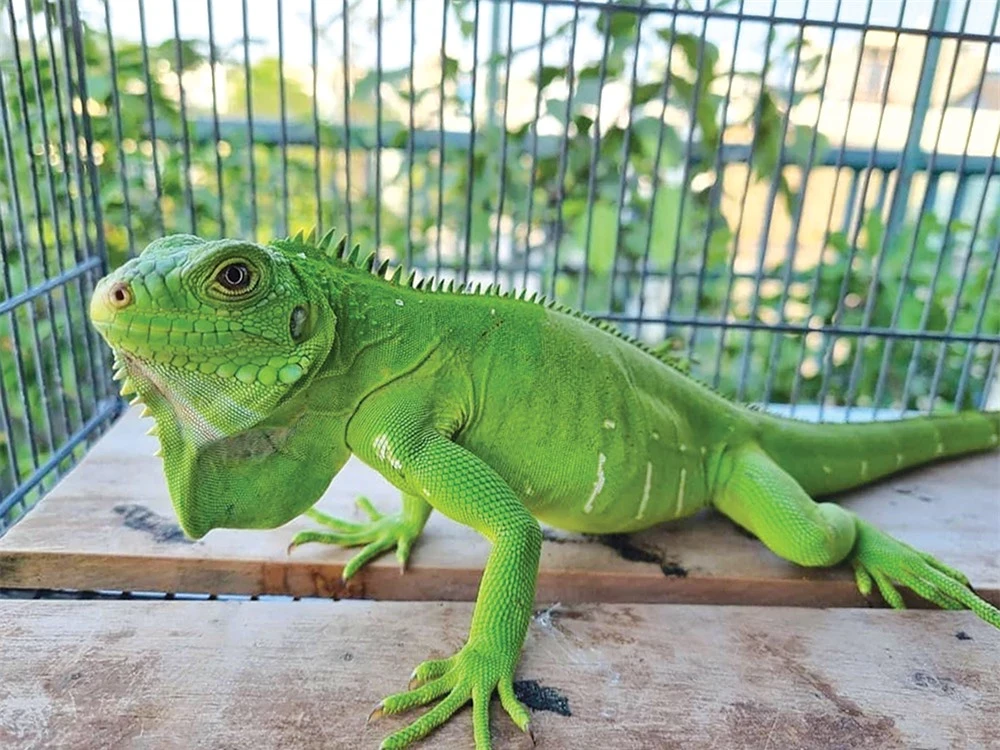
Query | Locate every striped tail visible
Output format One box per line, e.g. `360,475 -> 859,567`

754,410 -> 1000,498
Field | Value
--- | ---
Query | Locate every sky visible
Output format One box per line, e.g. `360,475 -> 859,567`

90,0 -> 1000,80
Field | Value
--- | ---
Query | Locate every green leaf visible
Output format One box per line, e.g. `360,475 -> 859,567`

574,76 -> 602,107
861,211 -> 884,258
751,91 -> 782,180
353,70 -> 379,100
695,93 -> 722,155
575,200 -> 619,274
631,116 -> 682,167
534,65 -> 565,89
707,223 -> 733,268
387,124 -> 409,149
86,74 -> 111,103
598,9 -> 639,40
826,231 -> 849,255
632,81 -> 663,107
545,98 -> 569,124
650,185 -> 682,263
572,114 -> 594,136
658,30 -> 705,74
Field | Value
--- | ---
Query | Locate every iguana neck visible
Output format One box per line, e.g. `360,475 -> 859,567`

313,268 -> 443,413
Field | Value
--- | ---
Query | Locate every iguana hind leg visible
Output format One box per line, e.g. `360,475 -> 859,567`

713,443 -> 1000,628
288,493 -> 431,579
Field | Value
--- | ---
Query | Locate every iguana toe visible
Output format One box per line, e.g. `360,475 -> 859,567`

375,643 -> 530,750
850,518 -> 1000,627
288,499 -> 424,579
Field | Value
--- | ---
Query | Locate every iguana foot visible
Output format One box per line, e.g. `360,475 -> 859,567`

850,518 -> 1000,628
370,642 -> 532,750
288,497 -> 422,579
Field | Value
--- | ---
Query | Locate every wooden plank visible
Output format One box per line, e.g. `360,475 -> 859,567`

0,407 -> 997,605
0,601 -> 997,749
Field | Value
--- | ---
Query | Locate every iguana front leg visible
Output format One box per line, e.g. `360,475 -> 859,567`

289,493 -> 432,579
347,395 -> 540,750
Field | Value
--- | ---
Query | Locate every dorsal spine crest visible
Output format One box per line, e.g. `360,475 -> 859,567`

272,228 -> 719,394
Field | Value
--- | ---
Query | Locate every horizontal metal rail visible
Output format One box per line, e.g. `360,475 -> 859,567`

151,118 -> 999,176
0,398 -> 121,523
0,256 -> 101,317
520,0 -> 1000,45
599,313 -> 1000,345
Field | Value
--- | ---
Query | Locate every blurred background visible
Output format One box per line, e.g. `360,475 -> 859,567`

1,0 -> 998,528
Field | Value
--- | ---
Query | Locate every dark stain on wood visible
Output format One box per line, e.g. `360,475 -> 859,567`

541,529 -> 690,576
912,670 -> 957,696
598,534 -> 689,578
513,679 -> 571,717
659,561 -> 688,578
893,487 -> 934,503
599,534 -> 660,564
113,504 -> 192,544
540,528 -> 573,544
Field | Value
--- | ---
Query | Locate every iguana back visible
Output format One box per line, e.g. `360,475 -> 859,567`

335,256 -> 998,535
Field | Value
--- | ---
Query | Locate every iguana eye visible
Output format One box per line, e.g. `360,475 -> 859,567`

217,262 -> 251,291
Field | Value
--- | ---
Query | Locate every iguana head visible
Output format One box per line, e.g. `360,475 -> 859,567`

90,234 -> 337,537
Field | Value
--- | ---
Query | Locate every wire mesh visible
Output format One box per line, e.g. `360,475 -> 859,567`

1,0 -> 999,534
1,0 -> 120,534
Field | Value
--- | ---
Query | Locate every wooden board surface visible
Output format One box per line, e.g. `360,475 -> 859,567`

1,600 -> 997,749
0,407 -> 997,605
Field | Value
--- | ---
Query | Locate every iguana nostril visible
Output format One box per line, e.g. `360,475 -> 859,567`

108,281 -> 133,309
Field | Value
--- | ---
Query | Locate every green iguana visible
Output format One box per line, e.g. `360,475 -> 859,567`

90,231 -> 1000,749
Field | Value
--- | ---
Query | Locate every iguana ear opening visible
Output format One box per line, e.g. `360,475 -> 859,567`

290,305 -> 310,342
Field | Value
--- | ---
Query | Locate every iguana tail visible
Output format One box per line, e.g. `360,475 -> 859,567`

753,410 -> 1000,498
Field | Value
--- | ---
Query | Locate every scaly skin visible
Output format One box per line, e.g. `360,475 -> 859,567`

91,232 -> 1000,749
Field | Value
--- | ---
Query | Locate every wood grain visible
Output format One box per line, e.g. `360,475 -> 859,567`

0,408 -> 997,604
0,600 -> 997,749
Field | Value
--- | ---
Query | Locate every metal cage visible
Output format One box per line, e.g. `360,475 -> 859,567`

2,0 -> 998,534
